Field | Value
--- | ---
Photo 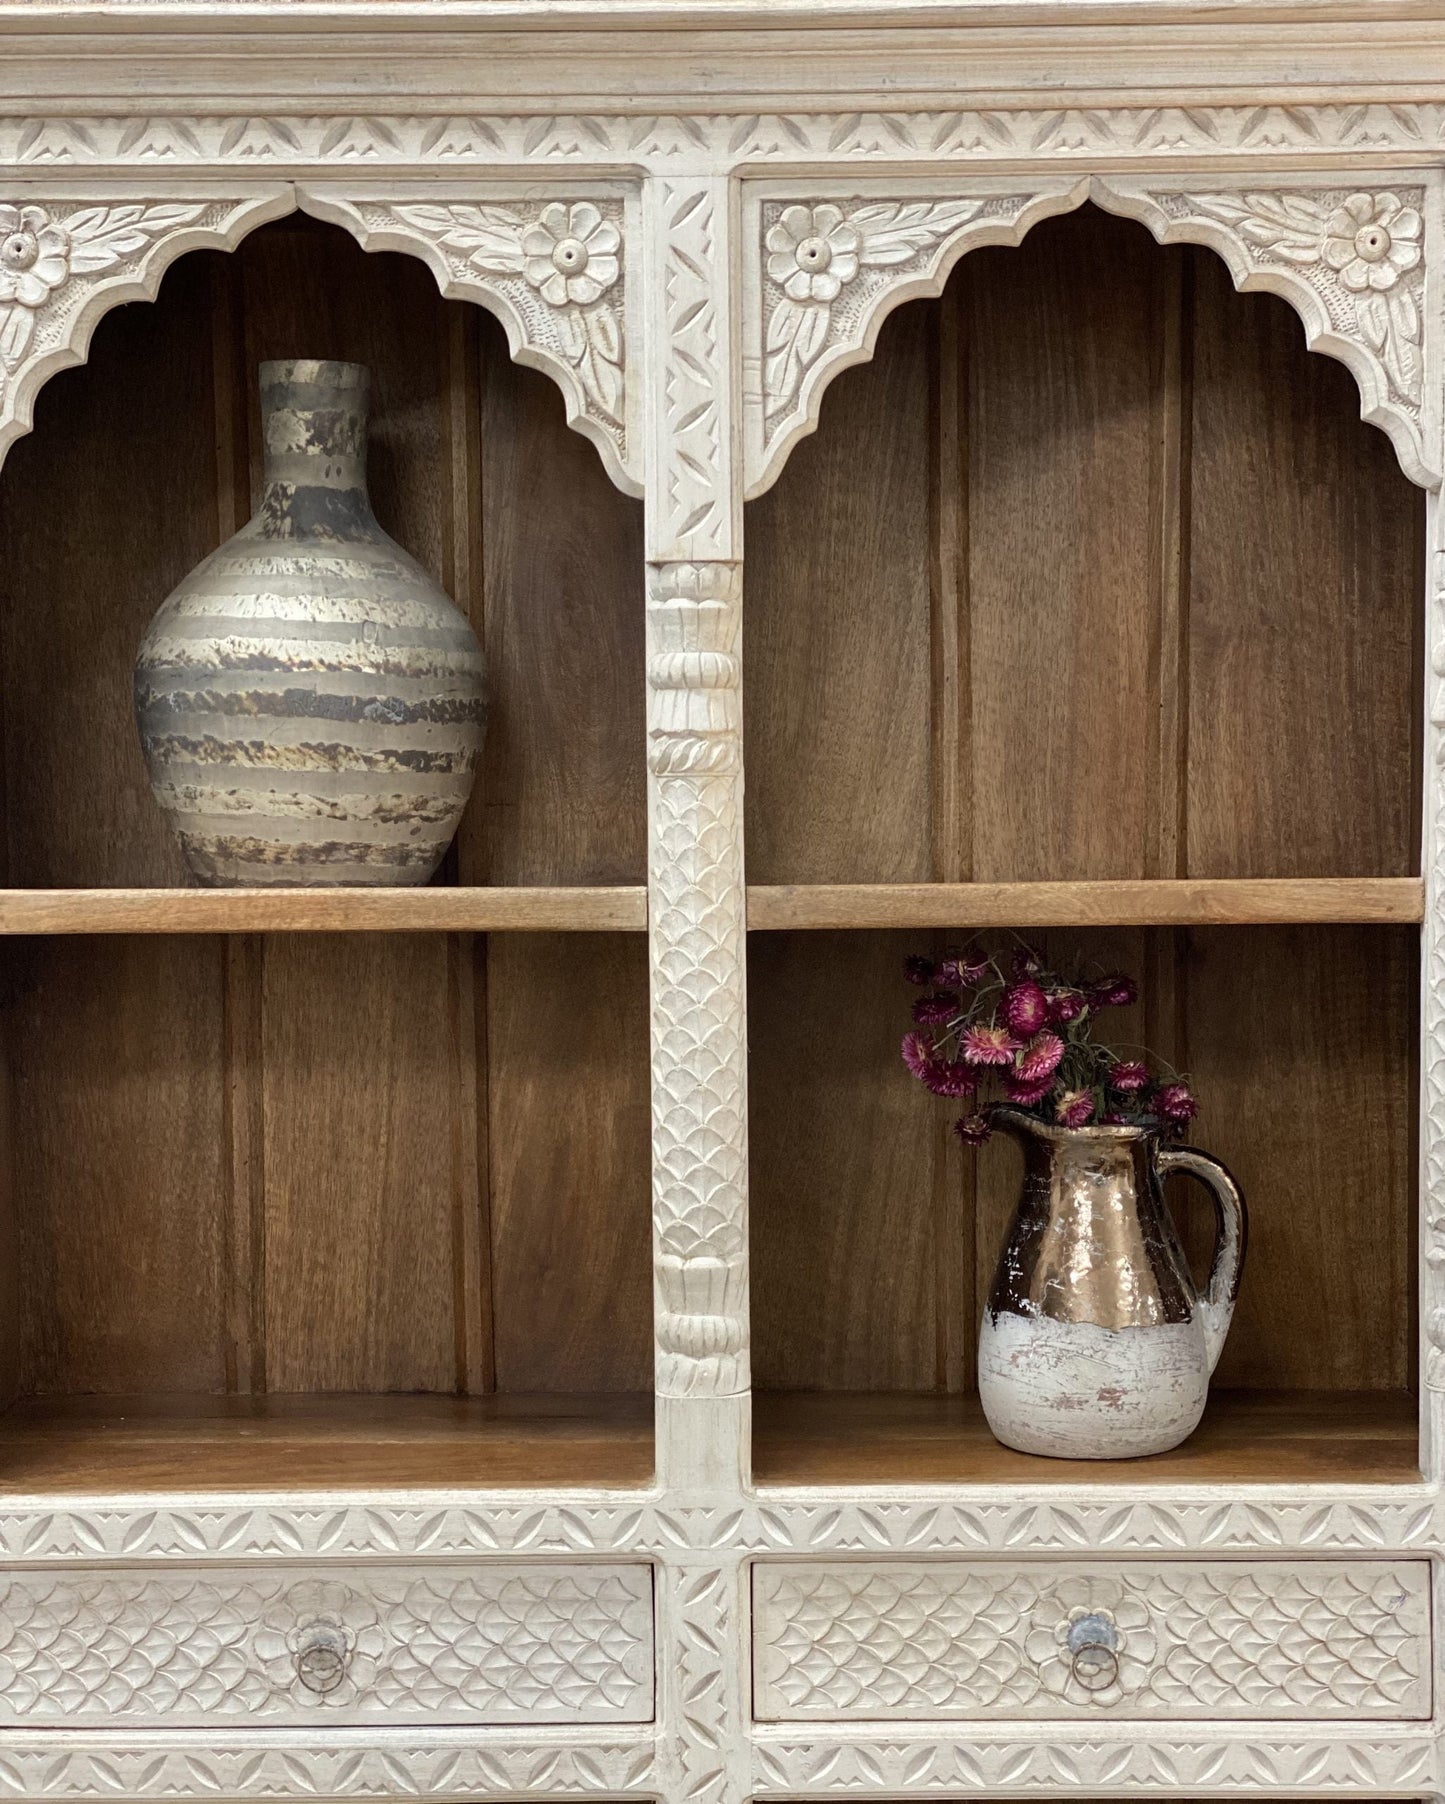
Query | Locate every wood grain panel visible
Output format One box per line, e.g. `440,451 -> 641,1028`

1182,925 -> 1415,1391
474,311 -> 645,887
261,934 -> 462,1393
488,934 -> 651,1392
746,302 -> 933,885
749,932 -> 942,1391
1187,249 -> 1422,878
0,253 -> 219,888
965,211 -> 1180,882
9,937 -> 227,1394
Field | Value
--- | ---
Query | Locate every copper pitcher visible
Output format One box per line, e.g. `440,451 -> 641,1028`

978,1106 -> 1247,1459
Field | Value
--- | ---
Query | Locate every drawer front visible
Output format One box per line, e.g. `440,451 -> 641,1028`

752,1559 -> 1431,1721
0,1562 -> 654,1726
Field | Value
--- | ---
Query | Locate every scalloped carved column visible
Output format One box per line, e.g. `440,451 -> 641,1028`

642,171 -> 750,1457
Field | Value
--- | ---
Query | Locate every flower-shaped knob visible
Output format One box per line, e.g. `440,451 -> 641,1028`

294,1623 -> 350,1695
1066,1611 -> 1121,1692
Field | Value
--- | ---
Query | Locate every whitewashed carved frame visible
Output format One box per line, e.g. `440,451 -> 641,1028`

4,31 -> 1445,1803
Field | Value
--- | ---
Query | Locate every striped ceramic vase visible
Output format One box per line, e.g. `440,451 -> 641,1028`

135,360 -> 486,886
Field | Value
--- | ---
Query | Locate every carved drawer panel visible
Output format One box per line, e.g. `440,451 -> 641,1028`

0,1562 -> 654,1726
752,1560 -> 1431,1721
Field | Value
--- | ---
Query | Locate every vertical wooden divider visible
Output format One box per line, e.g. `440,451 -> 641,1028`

928,286 -> 971,1393
444,301 -> 493,1396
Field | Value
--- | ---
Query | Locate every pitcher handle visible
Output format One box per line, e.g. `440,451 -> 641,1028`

1155,1145 -> 1248,1374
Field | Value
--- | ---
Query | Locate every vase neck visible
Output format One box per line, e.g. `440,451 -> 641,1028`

259,359 -> 369,499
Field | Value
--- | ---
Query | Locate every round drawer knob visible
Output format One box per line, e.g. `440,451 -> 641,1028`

294,1625 -> 349,1695
1066,1611 -> 1121,1692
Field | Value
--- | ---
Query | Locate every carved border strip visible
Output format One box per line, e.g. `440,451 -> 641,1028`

744,175 -> 1439,497
0,1737 -> 656,1799
750,1727 -> 1441,1797
6,107 -> 1445,171
0,1490 -> 1436,1564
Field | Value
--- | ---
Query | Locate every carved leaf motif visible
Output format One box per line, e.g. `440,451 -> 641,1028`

1189,189 -> 1329,262
63,202 -> 207,272
392,202 -> 528,275
763,297 -> 830,410
0,306 -> 33,367
852,198 -> 985,264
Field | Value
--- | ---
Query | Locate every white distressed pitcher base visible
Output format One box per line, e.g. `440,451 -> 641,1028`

978,1311 -> 1209,1459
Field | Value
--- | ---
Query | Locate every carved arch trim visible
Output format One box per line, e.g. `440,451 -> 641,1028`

0,188 -> 294,480
744,172 -> 1440,497
299,186 -> 641,496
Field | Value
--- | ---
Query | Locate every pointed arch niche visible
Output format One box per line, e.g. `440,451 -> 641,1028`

0,209 -> 655,1486
743,201 -> 1426,1486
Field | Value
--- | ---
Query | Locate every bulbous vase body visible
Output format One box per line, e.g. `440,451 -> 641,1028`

135,359 -> 486,886
978,1108 -> 1246,1459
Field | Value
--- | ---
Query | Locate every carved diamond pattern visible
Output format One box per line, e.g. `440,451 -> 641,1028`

0,1566 -> 654,1726
752,1561 -> 1431,1721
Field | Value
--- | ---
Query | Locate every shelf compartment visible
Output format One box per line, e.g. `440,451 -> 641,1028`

0,1393 -> 654,1493
746,878 -> 1423,931
752,1390 -> 1419,1488
0,886 -> 647,936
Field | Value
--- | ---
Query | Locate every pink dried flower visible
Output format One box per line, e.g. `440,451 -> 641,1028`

912,990 -> 959,1025
1102,1111 -> 1131,1125
1109,1060 -> 1151,1093
1155,1082 -> 1198,1126
904,956 -> 934,986
900,1032 -> 934,1079
1003,1075 -> 1053,1107
1011,947 -> 1043,977
1047,988 -> 1086,1024
1091,974 -> 1139,1009
1015,1030 -> 1065,1082
953,1112 -> 993,1146
961,1023 -> 1021,1067
936,954 -> 988,988
1001,979 -> 1050,1038
1055,1089 -> 1096,1128
922,1059 -> 977,1099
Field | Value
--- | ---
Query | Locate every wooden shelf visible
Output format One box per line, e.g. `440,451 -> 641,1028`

0,886 -> 647,936
746,877 -> 1423,931
0,1393 -> 654,1492
751,1390 -> 1420,1487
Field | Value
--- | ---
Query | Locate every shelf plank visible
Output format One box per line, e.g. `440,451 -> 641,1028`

0,1392 -> 654,1492
0,886 -> 647,936
746,877 -> 1423,930
752,1389 -> 1419,1487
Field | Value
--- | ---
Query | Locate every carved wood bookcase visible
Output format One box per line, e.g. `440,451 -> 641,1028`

1,3 -> 1444,1801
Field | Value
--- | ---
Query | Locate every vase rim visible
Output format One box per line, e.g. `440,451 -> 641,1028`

991,1102 -> 1161,1142
259,358 -> 370,394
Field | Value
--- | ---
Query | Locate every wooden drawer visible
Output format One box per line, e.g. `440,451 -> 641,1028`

0,1562 -> 654,1726
752,1560 -> 1431,1721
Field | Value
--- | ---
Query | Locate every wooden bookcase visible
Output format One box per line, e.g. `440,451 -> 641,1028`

2,8 -> 1444,1801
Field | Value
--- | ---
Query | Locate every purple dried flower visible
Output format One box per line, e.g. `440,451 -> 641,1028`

904,955 -> 934,986
961,1023 -> 1021,1067
922,1059 -> 978,1099
1056,1089 -> 1096,1128
1155,1081 -> 1198,1126
912,990 -> 960,1025
936,954 -> 988,988
1003,1075 -> 1054,1107
900,1032 -> 934,1079
1109,1060 -> 1151,1093
1015,1030 -> 1065,1082
1001,979 -> 1050,1038
1011,947 -> 1044,978
953,1112 -> 993,1146
1091,974 -> 1139,1009
1047,988 -> 1086,1024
